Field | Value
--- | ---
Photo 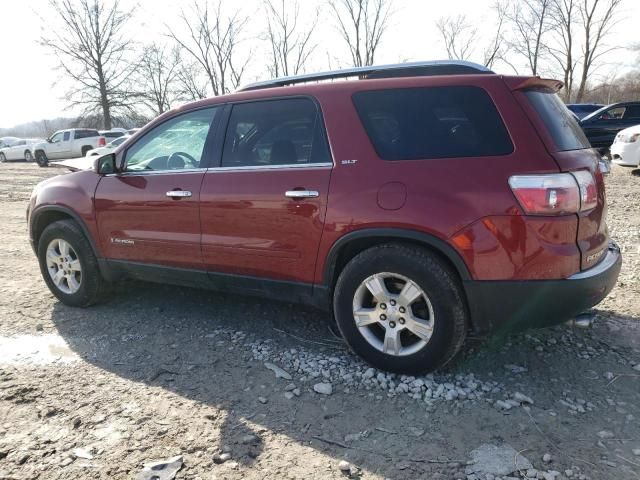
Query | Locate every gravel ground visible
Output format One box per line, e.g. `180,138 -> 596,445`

0,161 -> 639,480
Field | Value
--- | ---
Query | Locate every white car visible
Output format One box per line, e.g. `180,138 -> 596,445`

0,138 -> 43,162
611,125 -> 640,167
85,135 -> 130,156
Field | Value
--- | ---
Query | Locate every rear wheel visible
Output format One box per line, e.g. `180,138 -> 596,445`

37,220 -> 109,306
24,150 -> 33,162
0,153 -> 6,162
333,244 -> 468,374
35,151 -> 48,167
81,146 -> 91,157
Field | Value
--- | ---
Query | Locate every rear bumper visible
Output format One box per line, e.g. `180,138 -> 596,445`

464,242 -> 621,334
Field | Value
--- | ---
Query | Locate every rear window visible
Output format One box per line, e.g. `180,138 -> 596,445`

352,86 -> 513,161
525,90 -> 590,151
75,129 -> 100,139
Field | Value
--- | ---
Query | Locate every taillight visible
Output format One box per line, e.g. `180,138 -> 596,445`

97,137 -> 106,146
572,170 -> 598,210
509,170 -> 598,215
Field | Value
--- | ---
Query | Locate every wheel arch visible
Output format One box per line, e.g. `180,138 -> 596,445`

323,228 -> 472,289
31,206 -> 101,259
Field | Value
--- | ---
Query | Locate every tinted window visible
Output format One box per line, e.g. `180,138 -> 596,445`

525,90 -> 591,151
352,87 -> 513,160
623,105 -> 640,119
63,132 -> 71,141
221,98 -> 330,167
125,108 -> 217,171
74,129 -> 99,139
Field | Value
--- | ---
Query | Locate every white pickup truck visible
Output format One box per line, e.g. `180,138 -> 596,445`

33,129 -> 106,167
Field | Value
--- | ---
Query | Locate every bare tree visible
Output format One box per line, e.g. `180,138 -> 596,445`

137,44 -> 181,116
263,0 -> 317,77
329,0 -> 392,67
483,1 -> 510,69
548,0 -> 578,101
436,15 -> 478,62
574,0 -> 624,102
175,62 -> 210,102
506,0 -> 553,75
41,0 -> 136,129
168,0 -> 249,96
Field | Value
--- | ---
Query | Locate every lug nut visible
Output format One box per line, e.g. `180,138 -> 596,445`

399,317 -> 405,325
399,307 -> 406,313
380,303 -> 387,310
390,299 -> 396,306
380,314 -> 387,321
389,321 -> 396,328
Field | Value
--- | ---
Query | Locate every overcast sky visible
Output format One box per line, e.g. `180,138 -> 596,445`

1,0 -> 639,129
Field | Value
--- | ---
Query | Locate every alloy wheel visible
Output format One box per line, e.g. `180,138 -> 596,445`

45,239 -> 82,294
352,272 -> 435,356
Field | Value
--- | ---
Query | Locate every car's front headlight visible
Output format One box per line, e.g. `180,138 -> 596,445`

619,133 -> 640,143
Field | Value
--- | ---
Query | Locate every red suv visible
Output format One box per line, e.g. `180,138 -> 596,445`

28,61 -> 621,374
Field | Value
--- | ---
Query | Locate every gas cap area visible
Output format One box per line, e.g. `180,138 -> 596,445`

376,182 -> 407,210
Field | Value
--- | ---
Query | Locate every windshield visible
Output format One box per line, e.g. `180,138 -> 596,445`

525,90 -> 591,151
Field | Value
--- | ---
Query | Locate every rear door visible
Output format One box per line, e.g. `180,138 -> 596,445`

199,97 -> 332,284
95,107 -> 220,269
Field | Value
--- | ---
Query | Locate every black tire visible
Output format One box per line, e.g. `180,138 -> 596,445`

37,220 -> 109,307
0,153 -> 6,162
333,244 -> 468,374
35,151 -> 48,167
81,146 -> 91,156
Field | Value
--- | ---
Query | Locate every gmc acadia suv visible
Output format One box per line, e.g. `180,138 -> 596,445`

27,61 -> 621,374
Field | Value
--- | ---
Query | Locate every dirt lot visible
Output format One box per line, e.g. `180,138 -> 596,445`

0,161 -> 639,480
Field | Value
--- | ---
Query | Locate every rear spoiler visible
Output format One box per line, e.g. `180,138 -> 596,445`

503,76 -> 564,93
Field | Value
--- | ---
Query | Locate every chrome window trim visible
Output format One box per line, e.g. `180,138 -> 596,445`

105,168 -> 206,177
206,162 -> 333,173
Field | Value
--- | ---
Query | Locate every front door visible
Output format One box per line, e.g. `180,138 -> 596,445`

200,97 -> 333,284
95,107 -> 220,269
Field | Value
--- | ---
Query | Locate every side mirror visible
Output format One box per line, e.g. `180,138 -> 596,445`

46,138 -> 52,143
95,153 -> 117,175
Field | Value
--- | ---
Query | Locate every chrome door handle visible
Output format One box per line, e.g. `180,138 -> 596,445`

285,190 -> 319,199
166,190 -> 192,198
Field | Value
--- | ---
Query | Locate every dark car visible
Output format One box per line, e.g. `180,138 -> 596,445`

566,103 -> 603,120
26,61 -> 621,374
579,101 -> 640,152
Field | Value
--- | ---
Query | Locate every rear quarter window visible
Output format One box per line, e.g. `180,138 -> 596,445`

352,86 -> 513,161
524,90 -> 590,151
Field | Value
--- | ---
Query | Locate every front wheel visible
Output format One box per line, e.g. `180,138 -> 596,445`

333,244 -> 468,374
37,220 -> 109,306
35,151 -> 48,167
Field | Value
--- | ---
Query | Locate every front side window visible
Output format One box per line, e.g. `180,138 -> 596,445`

353,86 -> 513,160
49,132 -> 63,143
125,108 -> 218,171
221,98 -> 330,168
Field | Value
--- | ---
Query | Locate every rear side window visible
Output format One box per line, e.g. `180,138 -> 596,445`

221,98 -> 331,168
525,90 -> 590,151
352,86 -> 513,160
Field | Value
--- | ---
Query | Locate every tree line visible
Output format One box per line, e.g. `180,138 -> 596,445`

40,0 -> 631,130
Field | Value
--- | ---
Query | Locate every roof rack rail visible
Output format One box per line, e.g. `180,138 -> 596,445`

238,60 -> 493,92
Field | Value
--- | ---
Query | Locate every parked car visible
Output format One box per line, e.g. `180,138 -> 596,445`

32,128 -> 106,166
27,61 -> 621,374
0,138 -> 43,162
85,135 -> 130,156
127,128 -> 140,135
566,103 -> 603,120
0,136 -> 20,149
610,125 -> 640,167
579,101 -> 640,153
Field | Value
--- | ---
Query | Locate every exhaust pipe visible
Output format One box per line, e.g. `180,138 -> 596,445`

566,312 -> 595,329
